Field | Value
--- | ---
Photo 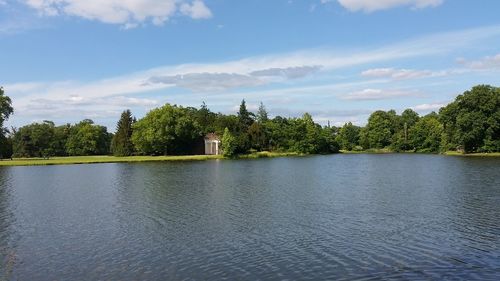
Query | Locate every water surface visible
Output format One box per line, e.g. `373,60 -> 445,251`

1,154 -> 499,280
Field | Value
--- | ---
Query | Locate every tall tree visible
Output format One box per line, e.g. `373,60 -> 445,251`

12,121 -> 56,158
336,122 -> 361,151
247,122 -> 266,151
237,99 -> 254,130
66,120 -> 111,156
409,112 -> 443,153
132,104 -> 202,155
256,102 -> 269,123
0,87 -> 14,158
440,85 -> 500,153
0,87 -> 13,130
196,102 -> 216,134
111,110 -> 135,156
221,128 -> 236,157
361,110 -> 398,149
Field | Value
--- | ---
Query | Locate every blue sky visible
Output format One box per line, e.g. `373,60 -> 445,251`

1,0 -> 499,130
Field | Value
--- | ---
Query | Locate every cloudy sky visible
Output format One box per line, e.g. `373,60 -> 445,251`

1,0 -> 499,130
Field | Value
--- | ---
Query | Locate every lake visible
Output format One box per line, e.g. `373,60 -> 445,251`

1,154 -> 499,280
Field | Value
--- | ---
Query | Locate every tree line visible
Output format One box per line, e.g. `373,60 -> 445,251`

0,85 -> 498,158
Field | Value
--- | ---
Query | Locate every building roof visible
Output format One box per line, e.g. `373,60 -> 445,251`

204,133 -> 220,141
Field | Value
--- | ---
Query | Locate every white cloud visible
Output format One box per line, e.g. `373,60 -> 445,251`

22,0 -> 212,27
412,103 -> 447,111
147,73 -> 264,92
250,66 -> 322,79
340,88 -> 422,101
336,0 -> 443,12
145,66 -> 322,92
180,0 -> 212,19
457,53 -> 500,70
361,68 -> 433,80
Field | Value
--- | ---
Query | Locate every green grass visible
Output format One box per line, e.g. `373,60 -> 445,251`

0,151 -> 303,167
340,149 -> 500,157
443,151 -> 500,157
340,148 -> 393,154
0,155 -> 223,167
235,151 -> 302,159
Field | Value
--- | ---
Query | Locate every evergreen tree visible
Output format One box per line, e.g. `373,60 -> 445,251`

221,128 -> 236,157
256,102 -> 269,123
237,99 -> 254,130
111,110 -> 135,156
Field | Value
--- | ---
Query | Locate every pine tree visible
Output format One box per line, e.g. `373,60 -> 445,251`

256,102 -> 269,123
237,99 -> 254,129
111,110 -> 135,156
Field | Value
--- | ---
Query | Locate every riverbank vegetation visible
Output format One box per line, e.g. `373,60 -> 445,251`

0,85 -> 498,160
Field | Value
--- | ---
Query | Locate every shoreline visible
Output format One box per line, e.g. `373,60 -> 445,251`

0,152 -> 301,167
0,151 -> 498,167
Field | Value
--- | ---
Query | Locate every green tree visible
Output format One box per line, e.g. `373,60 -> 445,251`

132,104 -> 202,155
320,126 -> 340,153
361,110 -> 399,149
440,85 -> 500,153
391,108 -> 420,151
0,128 -> 13,159
256,102 -> 269,123
66,120 -> 111,156
0,87 -> 14,158
221,128 -> 237,157
0,87 -> 13,130
12,121 -> 57,158
237,99 -> 254,130
247,122 -> 266,151
52,124 -> 71,156
196,102 -> 216,134
111,110 -> 135,156
409,112 -> 443,153
335,122 -> 361,151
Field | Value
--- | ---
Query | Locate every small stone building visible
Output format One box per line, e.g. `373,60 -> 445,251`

204,133 -> 221,155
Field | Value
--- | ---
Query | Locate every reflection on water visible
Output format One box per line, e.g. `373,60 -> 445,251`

0,154 -> 499,280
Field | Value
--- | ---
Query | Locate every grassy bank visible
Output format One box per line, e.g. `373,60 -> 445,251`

0,152 -> 301,167
0,155 -> 222,167
340,149 -> 500,157
340,148 -> 393,154
235,151 -> 302,159
443,151 -> 500,157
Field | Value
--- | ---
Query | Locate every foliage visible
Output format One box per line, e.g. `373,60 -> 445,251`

247,122 -> 267,151
0,87 -> 13,130
13,121 -> 56,158
0,131 -> 13,159
256,102 -> 269,123
336,122 -> 361,151
409,112 -> 443,153
111,110 -> 135,156
0,87 -> 14,158
66,120 -> 111,156
131,104 -> 202,155
221,128 -> 236,157
237,99 -> 255,130
440,85 -> 500,153
360,110 -> 399,149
